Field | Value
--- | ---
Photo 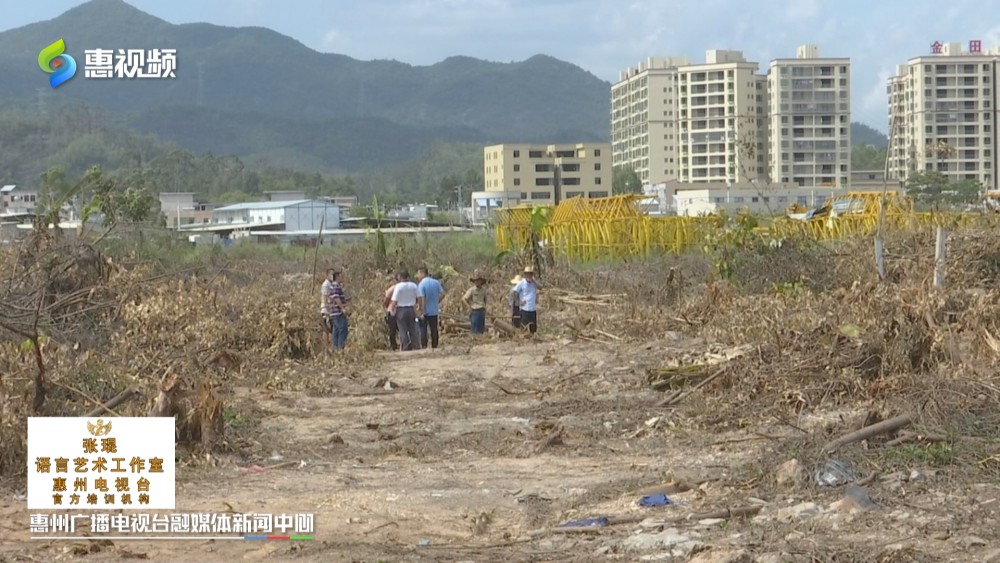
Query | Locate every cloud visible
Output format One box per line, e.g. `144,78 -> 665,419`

321,28 -> 343,51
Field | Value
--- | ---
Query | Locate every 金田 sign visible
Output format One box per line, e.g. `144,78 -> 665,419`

27,417 -> 175,510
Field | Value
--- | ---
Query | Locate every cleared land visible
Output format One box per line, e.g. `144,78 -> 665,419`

2,229 -> 1000,562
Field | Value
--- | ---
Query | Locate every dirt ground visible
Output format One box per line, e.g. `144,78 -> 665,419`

3,332 -> 1000,562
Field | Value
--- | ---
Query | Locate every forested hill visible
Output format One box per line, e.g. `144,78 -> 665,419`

0,0 -> 889,201
0,0 -> 609,173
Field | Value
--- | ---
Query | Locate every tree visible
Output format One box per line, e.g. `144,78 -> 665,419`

905,170 -> 981,207
851,144 -> 889,170
37,166 -> 71,216
79,166 -> 157,227
613,166 -> 642,194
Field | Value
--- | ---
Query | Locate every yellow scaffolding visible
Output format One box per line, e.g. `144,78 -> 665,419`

494,192 -> 997,260
495,195 -> 713,260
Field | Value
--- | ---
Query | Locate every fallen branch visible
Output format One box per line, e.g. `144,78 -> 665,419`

529,515 -> 646,538
593,329 -> 622,341
885,430 -> 947,447
493,318 -> 518,336
489,380 -> 533,396
363,521 -> 399,536
668,505 -> 762,523
85,386 -> 138,417
821,414 -> 912,454
656,367 -> 726,408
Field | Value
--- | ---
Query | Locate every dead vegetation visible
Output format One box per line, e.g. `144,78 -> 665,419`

6,221 -> 1000,560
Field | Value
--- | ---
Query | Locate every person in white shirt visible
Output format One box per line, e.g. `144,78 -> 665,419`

390,269 -> 423,351
511,265 -> 541,335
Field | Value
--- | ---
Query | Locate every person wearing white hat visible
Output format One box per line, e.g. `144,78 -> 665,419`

510,265 -> 541,334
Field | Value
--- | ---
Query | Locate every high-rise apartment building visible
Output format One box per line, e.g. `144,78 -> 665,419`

482,143 -> 612,205
677,50 -> 768,183
768,45 -> 852,188
611,45 -> 849,188
888,41 -> 1000,191
611,56 -> 690,185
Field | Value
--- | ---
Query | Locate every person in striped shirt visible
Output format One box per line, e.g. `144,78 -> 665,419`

320,268 -> 350,350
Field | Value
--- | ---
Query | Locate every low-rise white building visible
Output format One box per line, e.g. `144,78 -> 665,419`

470,190 -> 522,224
211,200 -> 340,230
673,183 -> 847,217
1,185 -> 38,216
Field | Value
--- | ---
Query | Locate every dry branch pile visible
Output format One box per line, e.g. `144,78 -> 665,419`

657,230 -> 1000,436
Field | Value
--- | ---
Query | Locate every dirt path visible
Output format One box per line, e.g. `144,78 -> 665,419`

3,337 -> 1000,562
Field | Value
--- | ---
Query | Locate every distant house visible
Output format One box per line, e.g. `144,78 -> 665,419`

388,204 -> 437,221
158,192 -> 217,227
1,185 -> 39,216
211,200 -> 340,231
321,195 -> 359,209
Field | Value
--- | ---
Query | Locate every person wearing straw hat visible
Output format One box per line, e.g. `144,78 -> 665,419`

508,273 -> 523,328
511,265 -> 541,335
462,270 -> 489,336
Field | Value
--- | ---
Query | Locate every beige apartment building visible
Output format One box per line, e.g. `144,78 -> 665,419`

677,50 -> 769,184
612,45 -> 849,189
888,41 -> 1000,191
482,143 -> 612,205
611,56 -> 690,185
768,45 -> 851,188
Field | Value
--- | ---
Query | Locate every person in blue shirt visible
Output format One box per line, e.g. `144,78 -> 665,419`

417,267 -> 446,349
511,265 -> 541,335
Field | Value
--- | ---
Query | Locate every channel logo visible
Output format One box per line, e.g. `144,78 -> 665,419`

38,39 -> 77,88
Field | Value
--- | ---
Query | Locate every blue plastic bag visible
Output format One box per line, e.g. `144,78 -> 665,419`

639,493 -> 673,507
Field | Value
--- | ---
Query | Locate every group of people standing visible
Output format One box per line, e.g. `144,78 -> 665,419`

320,265 -> 542,352
383,267 -> 444,351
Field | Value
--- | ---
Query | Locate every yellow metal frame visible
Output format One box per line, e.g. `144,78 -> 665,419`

494,192 -> 999,260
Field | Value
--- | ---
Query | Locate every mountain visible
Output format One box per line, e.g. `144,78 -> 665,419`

0,0 -> 610,174
0,0 -> 890,187
851,122 -> 889,148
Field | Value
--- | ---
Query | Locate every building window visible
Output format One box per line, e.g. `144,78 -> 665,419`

595,177 -> 602,185
595,163 -> 601,171
587,191 -> 609,198
594,149 -> 601,156
513,179 -> 520,186
529,150 -> 543,158
535,178 -> 551,186
514,164 -> 520,172
520,192 -> 527,199
530,191 -> 549,200
513,150 -> 520,157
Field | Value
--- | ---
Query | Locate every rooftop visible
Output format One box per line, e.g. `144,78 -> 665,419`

213,200 -> 317,212
1,185 -> 16,193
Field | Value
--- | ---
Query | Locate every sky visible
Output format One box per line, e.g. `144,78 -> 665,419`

3,0 -> 1000,131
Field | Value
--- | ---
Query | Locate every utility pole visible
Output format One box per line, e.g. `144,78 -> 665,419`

553,165 -> 562,205
454,184 -> 465,226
